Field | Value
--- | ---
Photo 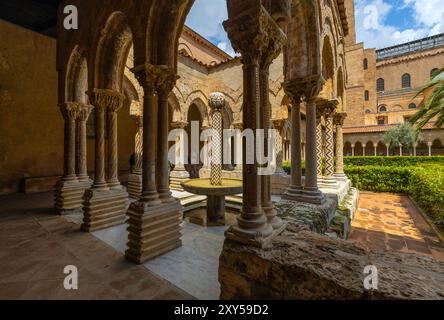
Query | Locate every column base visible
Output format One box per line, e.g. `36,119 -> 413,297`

170,169 -> 190,192
125,200 -> 183,264
334,173 -> 349,182
284,189 -> 326,205
225,219 -> 286,249
127,173 -> 142,199
81,186 -> 129,232
318,176 -> 340,189
54,178 -> 92,214
282,185 -> 303,200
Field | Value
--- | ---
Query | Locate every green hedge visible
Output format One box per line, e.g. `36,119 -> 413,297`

344,156 -> 444,167
345,164 -> 444,231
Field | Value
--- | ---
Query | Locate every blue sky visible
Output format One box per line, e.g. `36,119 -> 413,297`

185,0 -> 444,55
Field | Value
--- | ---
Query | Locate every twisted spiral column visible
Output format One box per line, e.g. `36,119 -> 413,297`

134,116 -> 143,174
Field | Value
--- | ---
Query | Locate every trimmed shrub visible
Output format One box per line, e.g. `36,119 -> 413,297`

344,156 -> 444,167
345,165 -> 412,193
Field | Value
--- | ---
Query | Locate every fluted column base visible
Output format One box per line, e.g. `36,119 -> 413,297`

125,200 -> 183,264
81,187 -> 129,232
127,173 -> 142,199
54,178 -> 92,214
170,168 -> 190,192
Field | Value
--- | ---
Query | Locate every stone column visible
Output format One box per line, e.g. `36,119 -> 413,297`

209,93 -> 224,186
82,89 -> 128,232
386,144 -> 390,156
128,115 -> 143,199
224,3 -> 286,247
157,71 -> 178,203
373,144 -> 377,156
76,104 -> 93,182
170,121 -> 190,191
60,103 -> 79,182
55,102 -> 85,214
351,144 -> 355,157
126,64 -> 182,264
284,77 -> 326,204
322,100 -> 338,187
89,90 -> 108,190
106,94 -> 125,188
259,42 -> 284,231
333,112 -> 347,180
413,143 -> 417,157
316,110 -> 324,182
428,141 -> 433,156
272,119 -> 286,175
399,144 -> 403,156
282,99 -> 303,199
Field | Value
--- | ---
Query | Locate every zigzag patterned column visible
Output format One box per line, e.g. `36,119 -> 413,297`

209,93 -> 224,186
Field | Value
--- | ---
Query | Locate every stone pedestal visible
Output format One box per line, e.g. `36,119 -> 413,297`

207,195 -> 225,224
125,200 -> 182,264
81,186 -> 129,232
55,179 -> 92,214
127,173 -> 142,199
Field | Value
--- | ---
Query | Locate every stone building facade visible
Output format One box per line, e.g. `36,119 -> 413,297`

343,20 -> 444,156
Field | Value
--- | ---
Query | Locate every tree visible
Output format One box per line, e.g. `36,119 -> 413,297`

382,123 -> 422,151
411,67 -> 444,129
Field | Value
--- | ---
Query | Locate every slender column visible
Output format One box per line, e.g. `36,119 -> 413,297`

224,3 -> 288,246
428,142 -> 433,156
283,100 -> 303,198
351,144 -> 355,157
209,94 -> 224,186
386,144 -> 390,156
399,144 -> 403,156
413,143 -> 417,157
88,89 -> 114,190
133,65 -> 162,205
333,112 -> 347,177
259,49 -> 283,230
301,143 -> 306,161
363,145 -> 366,156
60,102 -> 79,181
170,121 -> 190,191
76,104 -> 93,181
134,116 -> 143,174
373,144 -> 378,156
106,94 -> 124,188
272,119 -> 285,175
157,71 -> 178,202
316,111 -> 324,179
323,101 -> 337,184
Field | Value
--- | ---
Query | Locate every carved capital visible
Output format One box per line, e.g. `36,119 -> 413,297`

272,119 -> 285,130
132,63 -> 177,94
59,102 -> 80,121
323,99 -> 339,117
208,92 -> 226,111
131,115 -> 143,127
333,112 -> 347,126
233,122 -> 243,130
284,75 -> 325,104
224,2 -> 270,65
88,88 -> 124,112
78,104 -> 94,122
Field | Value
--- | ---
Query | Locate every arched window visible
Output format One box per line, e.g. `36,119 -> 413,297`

431,68 -> 439,78
378,105 -> 387,113
363,58 -> 368,70
364,90 -> 369,101
402,73 -> 411,88
408,103 -> 417,109
377,78 -> 385,92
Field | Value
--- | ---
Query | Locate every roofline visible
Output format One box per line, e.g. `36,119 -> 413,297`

182,25 -> 233,60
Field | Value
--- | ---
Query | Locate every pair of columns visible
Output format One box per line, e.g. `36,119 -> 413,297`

55,102 -> 93,214
224,2 -> 287,248
59,102 -> 94,182
87,89 -> 125,190
126,64 -> 182,264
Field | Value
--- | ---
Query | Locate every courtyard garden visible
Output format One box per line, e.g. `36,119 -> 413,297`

283,156 -> 444,234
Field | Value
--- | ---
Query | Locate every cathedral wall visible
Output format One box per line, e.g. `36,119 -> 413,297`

0,19 -> 61,194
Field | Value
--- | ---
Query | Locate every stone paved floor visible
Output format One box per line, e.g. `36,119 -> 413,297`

349,192 -> 444,262
0,192 -> 194,300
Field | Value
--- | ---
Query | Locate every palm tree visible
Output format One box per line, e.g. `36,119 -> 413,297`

410,67 -> 444,129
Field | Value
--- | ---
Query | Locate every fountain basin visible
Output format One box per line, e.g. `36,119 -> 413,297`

181,179 -> 242,225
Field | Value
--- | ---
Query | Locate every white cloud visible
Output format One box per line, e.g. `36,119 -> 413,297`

185,0 -> 238,57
